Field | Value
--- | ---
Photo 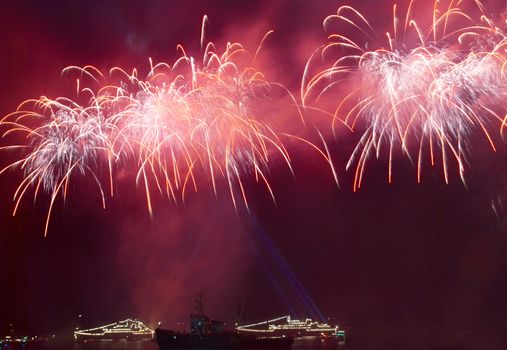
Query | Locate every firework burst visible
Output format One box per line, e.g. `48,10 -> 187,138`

303,0 -> 507,191
0,17 -> 299,234
183,37 -> 294,209
0,97 -> 114,235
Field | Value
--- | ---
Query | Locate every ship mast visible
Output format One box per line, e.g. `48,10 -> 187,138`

194,289 -> 205,317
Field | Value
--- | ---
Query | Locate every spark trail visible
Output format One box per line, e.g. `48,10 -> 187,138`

302,0 -> 507,191
0,19 -> 300,235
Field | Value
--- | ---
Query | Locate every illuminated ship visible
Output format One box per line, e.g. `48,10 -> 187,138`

0,335 -> 29,347
74,319 -> 154,342
236,315 -> 346,341
155,292 -> 293,349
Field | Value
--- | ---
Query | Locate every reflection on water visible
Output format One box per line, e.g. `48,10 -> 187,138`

0,338 -> 346,350
1,341 -> 156,350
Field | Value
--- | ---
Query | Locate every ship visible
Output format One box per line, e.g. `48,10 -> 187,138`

74,319 -> 154,342
155,292 -> 293,349
236,315 -> 346,341
0,335 -> 29,348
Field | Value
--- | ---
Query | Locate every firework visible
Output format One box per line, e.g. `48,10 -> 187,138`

183,38 -> 294,209
303,0 -> 507,191
105,65 -> 196,214
0,17 -> 299,234
0,97 -> 114,235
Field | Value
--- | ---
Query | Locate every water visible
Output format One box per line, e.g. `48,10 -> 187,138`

1,338 -> 346,350
2,337 -> 500,350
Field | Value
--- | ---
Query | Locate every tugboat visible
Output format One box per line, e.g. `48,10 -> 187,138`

155,292 -> 293,349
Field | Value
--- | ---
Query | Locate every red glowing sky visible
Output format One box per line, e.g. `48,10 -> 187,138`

1,1 -> 507,347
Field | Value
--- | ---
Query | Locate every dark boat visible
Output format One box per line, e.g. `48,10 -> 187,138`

155,328 -> 240,349
155,292 -> 293,349
239,335 -> 293,349
155,329 -> 293,349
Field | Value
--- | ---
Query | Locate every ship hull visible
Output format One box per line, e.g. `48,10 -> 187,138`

75,333 -> 152,342
155,328 -> 292,349
155,329 -> 239,349
240,335 -> 293,349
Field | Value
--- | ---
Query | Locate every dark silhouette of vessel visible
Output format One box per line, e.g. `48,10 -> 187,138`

155,291 -> 293,349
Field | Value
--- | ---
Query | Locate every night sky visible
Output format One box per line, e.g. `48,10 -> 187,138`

1,0 -> 507,348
